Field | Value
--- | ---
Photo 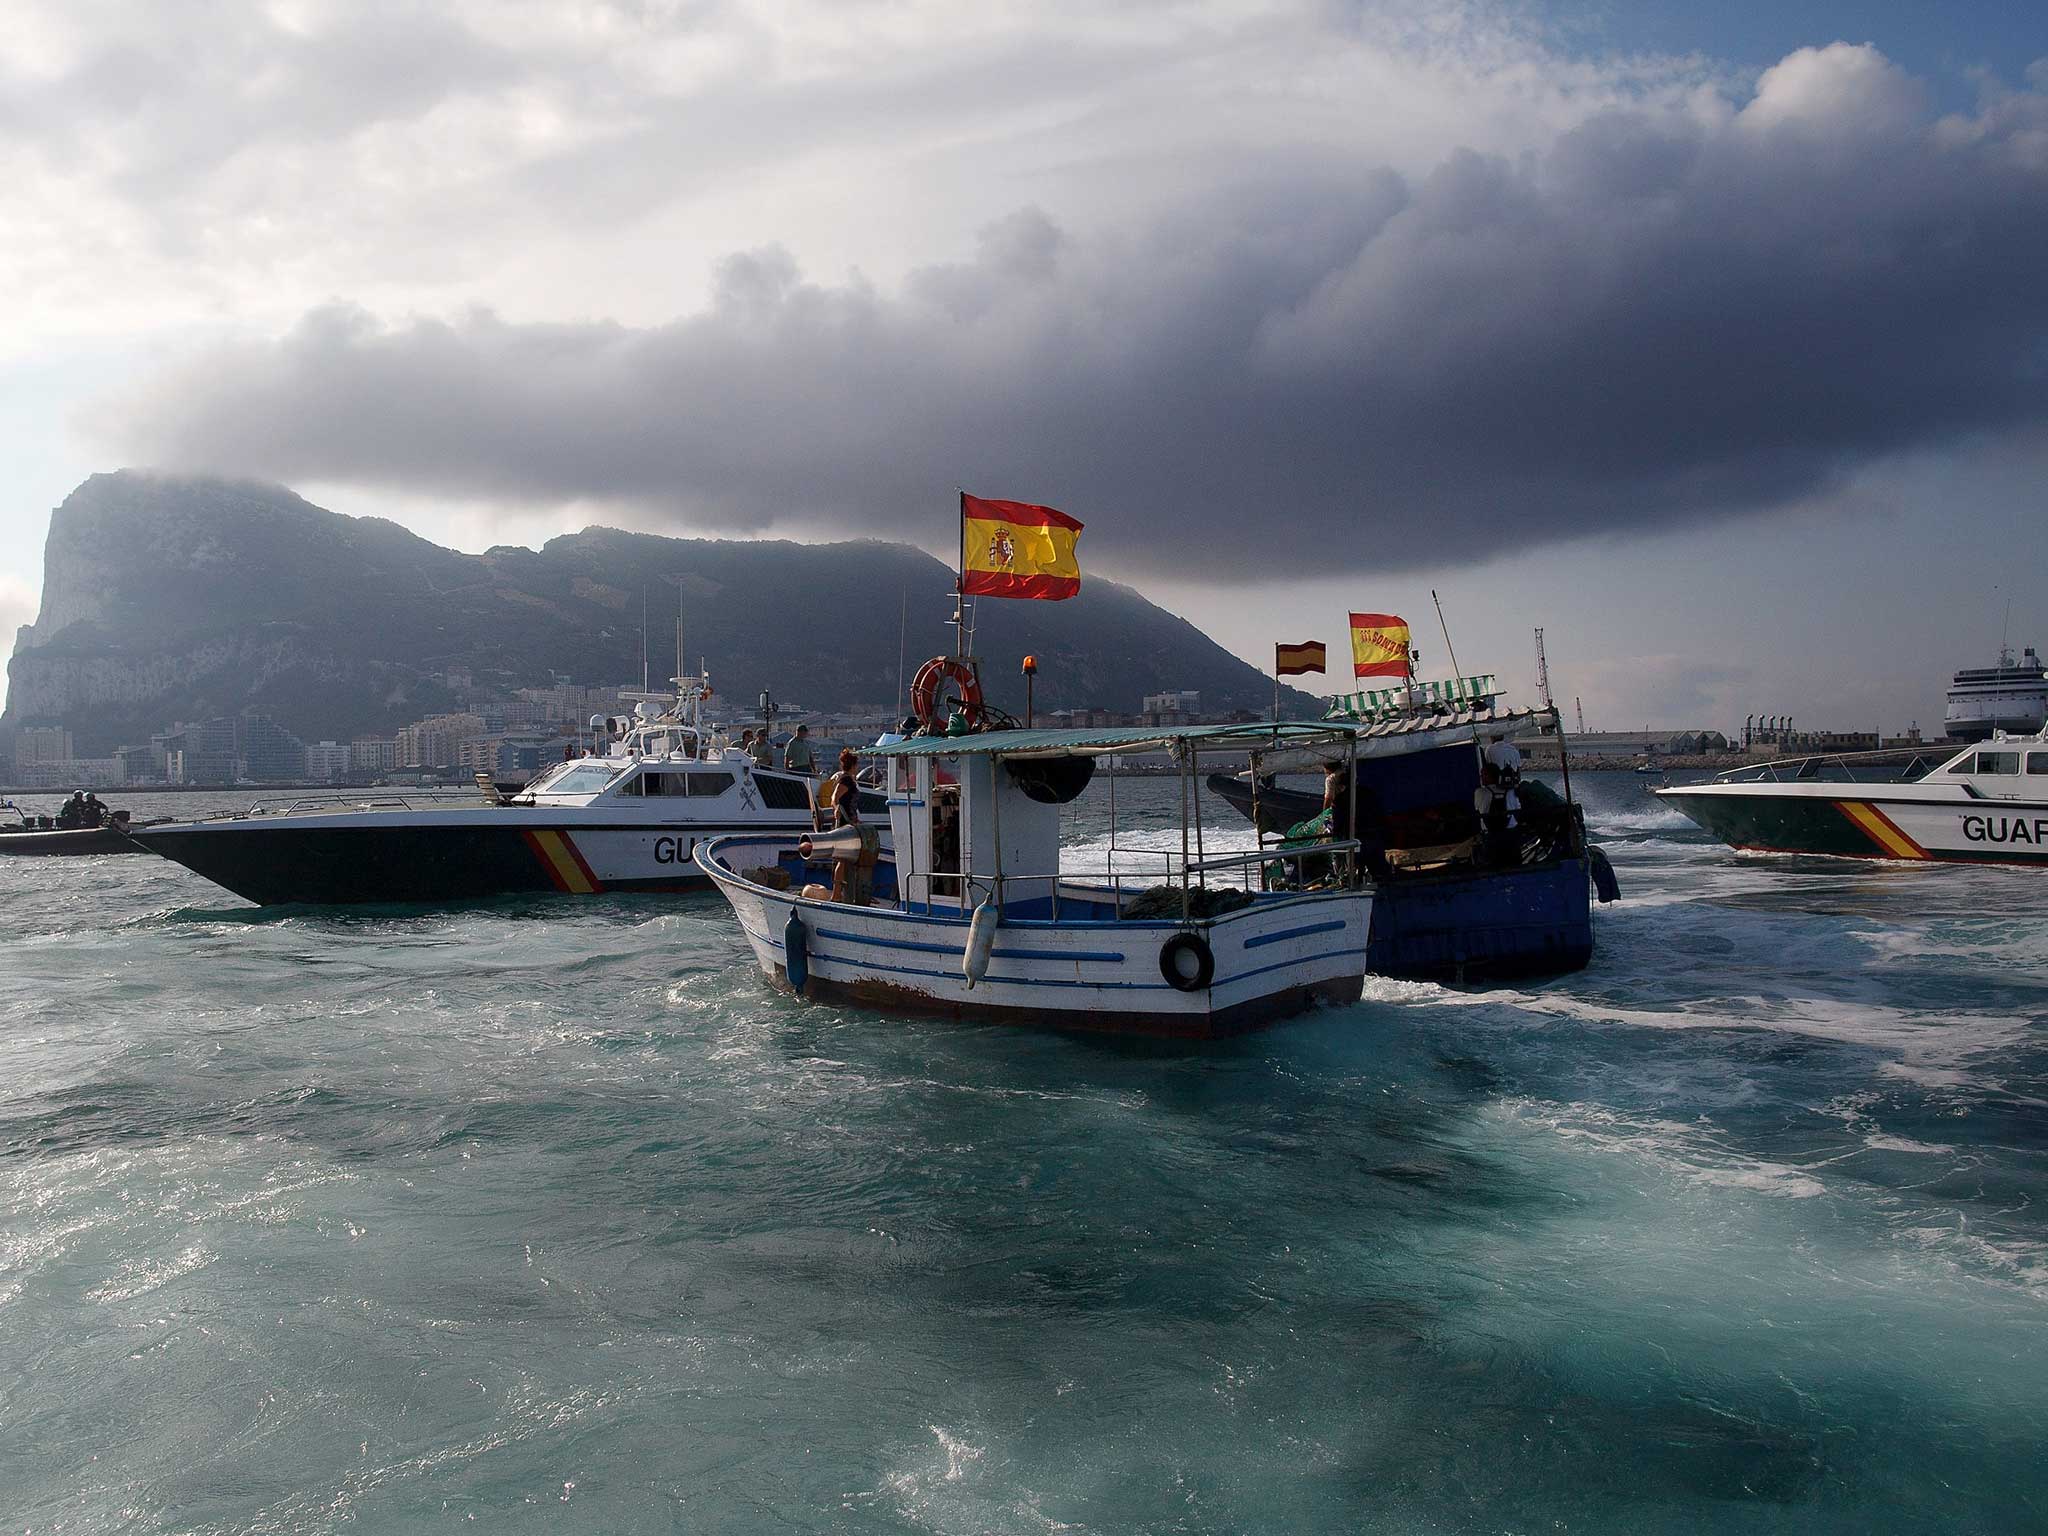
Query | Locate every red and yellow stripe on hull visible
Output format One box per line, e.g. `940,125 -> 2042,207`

1835,801 -> 1927,860
521,829 -> 604,893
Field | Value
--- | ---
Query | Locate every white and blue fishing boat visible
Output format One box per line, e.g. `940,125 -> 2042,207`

696,716 -> 1375,1039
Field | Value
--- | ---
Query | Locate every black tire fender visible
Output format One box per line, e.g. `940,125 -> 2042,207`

1159,932 -> 1215,992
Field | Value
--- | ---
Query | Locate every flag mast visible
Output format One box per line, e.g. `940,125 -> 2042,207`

950,489 -> 970,662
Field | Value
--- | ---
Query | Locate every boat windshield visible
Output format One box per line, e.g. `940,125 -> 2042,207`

532,762 -> 625,795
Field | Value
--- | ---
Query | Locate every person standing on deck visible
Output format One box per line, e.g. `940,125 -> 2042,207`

782,724 -> 816,776
814,748 -> 863,832
1485,733 -> 1522,783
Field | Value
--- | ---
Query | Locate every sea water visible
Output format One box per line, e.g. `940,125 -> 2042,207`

0,774 -> 2043,1533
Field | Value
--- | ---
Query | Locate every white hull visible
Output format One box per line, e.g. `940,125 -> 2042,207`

1658,783 -> 2048,866
699,836 -> 1370,1039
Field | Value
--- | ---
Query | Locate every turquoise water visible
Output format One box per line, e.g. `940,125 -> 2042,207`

2,775 -> 2044,1532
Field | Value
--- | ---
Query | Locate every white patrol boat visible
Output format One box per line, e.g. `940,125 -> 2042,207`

1656,729 -> 2048,867
132,675 -> 881,906
695,705 -> 1375,1040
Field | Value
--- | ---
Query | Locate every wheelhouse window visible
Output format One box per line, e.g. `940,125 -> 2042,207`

540,763 -> 622,794
1947,755 -> 1977,774
756,775 -> 812,811
1978,752 -> 2021,775
686,771 -> 735,797
2028,752 -> 2048,775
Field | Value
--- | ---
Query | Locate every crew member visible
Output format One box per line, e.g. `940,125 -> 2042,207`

1474,763 -> 1519,863
1485,733 -> 1523,783
750,729 -> 774,769
815,748 -> 863,831
783,724 -> 816,776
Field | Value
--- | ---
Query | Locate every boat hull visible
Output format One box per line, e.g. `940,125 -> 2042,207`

133,818 -> 772,905
0,825 -> 153,856
1659,786 -> 2048,867
700,836 -> 1369,1040
1205,772 -> 1597,980
1366,858 -> 1593,980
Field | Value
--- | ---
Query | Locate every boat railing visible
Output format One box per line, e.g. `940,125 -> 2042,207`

1712,746 -> 1952,786
894,840 -> 1362,921
239,789 -> 500,817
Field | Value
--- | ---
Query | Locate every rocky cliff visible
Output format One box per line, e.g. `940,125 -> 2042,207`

5,473 -> 1311,753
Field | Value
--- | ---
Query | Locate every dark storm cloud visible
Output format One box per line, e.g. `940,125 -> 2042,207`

110,45 -> 2048,578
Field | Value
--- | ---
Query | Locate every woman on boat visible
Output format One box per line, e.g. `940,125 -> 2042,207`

815,748 -> 863,830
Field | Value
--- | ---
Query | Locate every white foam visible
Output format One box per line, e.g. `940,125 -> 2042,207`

1495,1098 -> 1830,1199
87,1242 -> 214,1303
1863,1134 -> 1955,1155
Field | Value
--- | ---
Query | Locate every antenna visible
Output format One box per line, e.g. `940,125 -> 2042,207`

1429,590 -> 1464,681
895,588 -> 909,722
640,585 -> 648,694
1533,627 -> 1552,709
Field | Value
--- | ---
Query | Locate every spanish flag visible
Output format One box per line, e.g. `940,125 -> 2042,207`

1275,641 -> 1326,676
961,493 -> 1082,601
1349,613 -> 1411,679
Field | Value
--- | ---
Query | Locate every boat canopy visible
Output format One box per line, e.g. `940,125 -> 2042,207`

864,721 -> 1362,761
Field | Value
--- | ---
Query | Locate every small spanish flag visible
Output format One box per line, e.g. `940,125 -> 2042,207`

1275,641 -> 1326,676
1349,613 -> 1411,679
961,493 -> 1083,600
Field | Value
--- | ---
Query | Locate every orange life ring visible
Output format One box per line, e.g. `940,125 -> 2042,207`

910,656 -> 983,728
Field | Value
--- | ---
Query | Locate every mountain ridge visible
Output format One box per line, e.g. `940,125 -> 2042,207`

5,472 -> 1312,753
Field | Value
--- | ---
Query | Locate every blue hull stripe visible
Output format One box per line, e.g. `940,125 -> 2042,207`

815,925 -> 1123,964
742,919 -> 1362,994
1242,919 -> 1347,950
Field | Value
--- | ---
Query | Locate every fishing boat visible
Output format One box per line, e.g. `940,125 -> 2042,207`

1208,674 -> 1614,981
1657,729 -> 2048,867
130,673 -> 881,905
696,709 -> 1375,1039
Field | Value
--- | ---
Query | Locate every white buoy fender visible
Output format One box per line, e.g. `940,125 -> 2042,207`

963,900 -> 999,988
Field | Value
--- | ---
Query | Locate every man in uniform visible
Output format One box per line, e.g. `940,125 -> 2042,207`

782,724 -> 816,776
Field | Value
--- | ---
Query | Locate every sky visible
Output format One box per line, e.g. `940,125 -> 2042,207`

2,0 -> 2044,731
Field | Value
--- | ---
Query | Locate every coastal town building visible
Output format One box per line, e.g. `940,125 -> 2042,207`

303,741 -> 352,781
396,713 -> 487,770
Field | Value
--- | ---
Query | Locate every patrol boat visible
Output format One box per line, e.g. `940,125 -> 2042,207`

696,700 -> 1375,1039
131,674 -> 880,905
1656,729 -> 2048,867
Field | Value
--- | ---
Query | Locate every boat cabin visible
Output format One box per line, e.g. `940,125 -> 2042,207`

870,723 -> 1368,921
1933,736 -> 2048,798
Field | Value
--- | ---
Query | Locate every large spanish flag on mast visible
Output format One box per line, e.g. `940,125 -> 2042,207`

961,493 -> 1083,601
1349,613 -> 1411,679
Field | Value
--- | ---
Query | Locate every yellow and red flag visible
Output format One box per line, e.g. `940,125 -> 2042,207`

1349,613 -> 1411,679
1275,641 -> 1326,676
961,493 -> 1082,600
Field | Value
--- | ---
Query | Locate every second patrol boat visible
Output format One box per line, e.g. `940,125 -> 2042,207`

132,673 -> 881,905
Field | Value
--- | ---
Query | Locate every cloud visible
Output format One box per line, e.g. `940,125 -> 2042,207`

79,30 -> 2048,579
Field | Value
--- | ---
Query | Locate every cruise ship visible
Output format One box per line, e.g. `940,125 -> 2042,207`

1945,645 -> 2048,741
